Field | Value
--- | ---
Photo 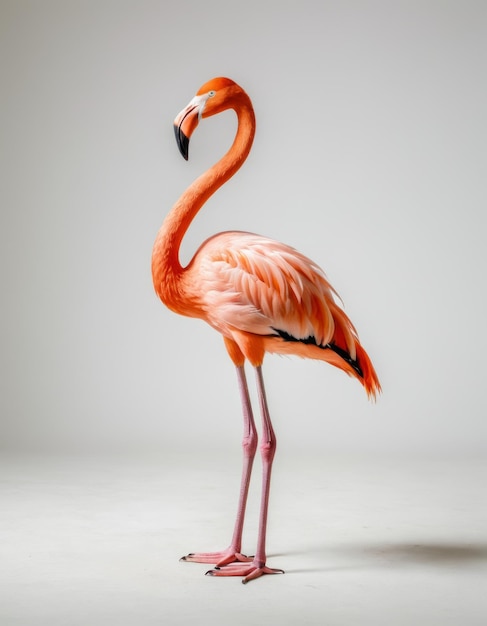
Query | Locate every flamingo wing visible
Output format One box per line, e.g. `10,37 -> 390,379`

189,231 -> 358,359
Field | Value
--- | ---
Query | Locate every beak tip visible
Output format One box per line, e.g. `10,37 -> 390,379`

174,123 -> 190,161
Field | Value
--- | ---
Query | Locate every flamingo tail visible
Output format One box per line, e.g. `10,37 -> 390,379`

264,334 -> 381,401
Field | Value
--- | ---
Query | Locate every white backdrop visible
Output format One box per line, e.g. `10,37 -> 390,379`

1,0 -> 486,457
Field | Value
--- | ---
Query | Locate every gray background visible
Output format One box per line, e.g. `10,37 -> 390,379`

2,0 -> 486,457
1,2 -> 487,625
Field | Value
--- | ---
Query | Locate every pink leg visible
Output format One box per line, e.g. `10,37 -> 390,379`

180,365 -> 257,566
206,365 -> 284,583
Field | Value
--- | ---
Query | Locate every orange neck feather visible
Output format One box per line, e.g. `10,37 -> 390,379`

152,93 -> 255,311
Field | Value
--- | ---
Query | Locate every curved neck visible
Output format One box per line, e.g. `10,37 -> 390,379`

152,95 -> 255,306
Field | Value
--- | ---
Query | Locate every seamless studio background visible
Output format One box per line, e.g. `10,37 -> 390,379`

1,2 -> 486,625
1,0 -> 486,457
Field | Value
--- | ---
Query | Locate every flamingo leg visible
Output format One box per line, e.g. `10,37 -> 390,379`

206,365 -> 284,583
180,365 -> 257,566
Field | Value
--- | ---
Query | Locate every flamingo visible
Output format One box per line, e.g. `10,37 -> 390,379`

152,77 -> 381,584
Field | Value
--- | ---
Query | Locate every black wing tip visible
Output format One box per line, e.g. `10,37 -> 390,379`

272,328 -> 364,378
326,343 -> 364,378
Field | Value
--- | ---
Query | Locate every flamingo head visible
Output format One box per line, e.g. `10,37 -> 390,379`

173,77 -> 242,160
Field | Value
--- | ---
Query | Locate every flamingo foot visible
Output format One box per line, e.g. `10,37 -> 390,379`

180,550 -> 252,566
205,560 -> 285,584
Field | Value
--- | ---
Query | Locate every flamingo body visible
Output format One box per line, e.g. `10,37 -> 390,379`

159,229 -> 378,394
152,77 -> 380,583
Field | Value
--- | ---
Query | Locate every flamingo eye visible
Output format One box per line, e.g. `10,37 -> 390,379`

208,90 -> 216,98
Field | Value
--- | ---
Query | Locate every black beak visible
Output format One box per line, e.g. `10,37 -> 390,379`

174,123 -> 189,161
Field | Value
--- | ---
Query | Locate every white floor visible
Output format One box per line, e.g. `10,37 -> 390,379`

1,451 -> 486,626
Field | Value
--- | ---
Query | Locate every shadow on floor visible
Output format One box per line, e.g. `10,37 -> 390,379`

355,541 -> 487,563
280,541 -> 487,574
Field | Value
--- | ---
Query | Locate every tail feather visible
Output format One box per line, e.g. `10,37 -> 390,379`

323,305 -> 381,400
353,341 -> 381,400
264,334 -> 381,401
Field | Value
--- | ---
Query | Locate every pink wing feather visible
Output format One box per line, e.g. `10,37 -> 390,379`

189,231 -> 357,357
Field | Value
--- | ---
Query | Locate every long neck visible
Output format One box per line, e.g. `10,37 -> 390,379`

152,95 -> 255,308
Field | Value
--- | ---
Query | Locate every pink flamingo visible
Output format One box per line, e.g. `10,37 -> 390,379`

152,77 -> 381,583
